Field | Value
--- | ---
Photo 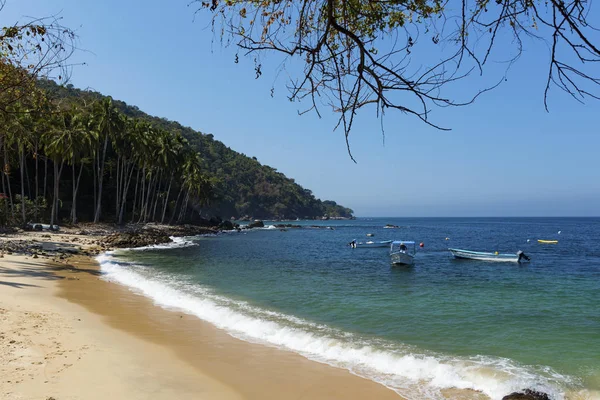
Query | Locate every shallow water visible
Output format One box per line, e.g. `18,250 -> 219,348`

99,218 -> 600,399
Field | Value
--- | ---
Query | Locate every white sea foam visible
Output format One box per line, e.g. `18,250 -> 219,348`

96,252 -> 578,400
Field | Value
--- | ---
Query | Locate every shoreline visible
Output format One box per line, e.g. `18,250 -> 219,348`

0,230 -> 403,400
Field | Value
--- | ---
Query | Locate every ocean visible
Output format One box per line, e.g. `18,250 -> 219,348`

97,217 -> 600,399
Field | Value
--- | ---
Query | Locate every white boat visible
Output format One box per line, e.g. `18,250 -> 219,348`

350,239 -> 392,248
448,248 -> 531,263
390,241 -> 416,265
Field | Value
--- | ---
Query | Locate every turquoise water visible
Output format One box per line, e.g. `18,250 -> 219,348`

99,218 -> 600,399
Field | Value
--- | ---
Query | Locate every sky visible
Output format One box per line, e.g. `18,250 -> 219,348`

2,0 -> 599,217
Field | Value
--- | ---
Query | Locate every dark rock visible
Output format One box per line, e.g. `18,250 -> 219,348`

502,389 -> 551,400
274,224 -> 302,229
247,220 -> 265,229
218,220 -> 235,230
208,216 -> 222,227
101,231 -> 173,249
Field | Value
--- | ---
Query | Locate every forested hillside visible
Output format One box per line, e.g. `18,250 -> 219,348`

0,79 -> 353,226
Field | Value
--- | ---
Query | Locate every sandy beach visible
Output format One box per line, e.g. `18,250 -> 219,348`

0,231 -> 402,400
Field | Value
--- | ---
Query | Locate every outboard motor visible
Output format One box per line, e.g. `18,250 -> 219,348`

517,251 -> 531,262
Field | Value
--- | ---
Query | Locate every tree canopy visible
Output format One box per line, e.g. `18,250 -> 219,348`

195,0 -> 599,158
0,0 -> 76,114
16,79 -> 354,224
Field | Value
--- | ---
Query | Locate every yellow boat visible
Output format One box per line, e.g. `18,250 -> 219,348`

538,239 -> 558,244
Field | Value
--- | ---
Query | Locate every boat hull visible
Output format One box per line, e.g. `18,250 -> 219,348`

449,248 -> 520,262
391,251 -> 415,265
356,240 -> 392,248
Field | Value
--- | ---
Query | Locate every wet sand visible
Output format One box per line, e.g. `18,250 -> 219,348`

57,256 -> 404,399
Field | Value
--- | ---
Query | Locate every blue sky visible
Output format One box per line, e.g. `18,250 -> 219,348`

3,0 -> 599,216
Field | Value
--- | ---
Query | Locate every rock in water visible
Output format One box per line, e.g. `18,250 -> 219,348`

218,220 -> 235,230
247,220 -> 265,229
502,389 -> 551,400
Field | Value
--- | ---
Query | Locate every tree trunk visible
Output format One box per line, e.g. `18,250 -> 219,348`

130,168 -> 140,223
4,140 -> 14,215
43,157 -> 48,200
142,171 -> 155,223
34,142 -> 39,221
71,162 -> 84,225
161,176 -> 173,224
93,154 -> 97,213
93,134 -> 109,223
151,171 -> 163,222
19,146 -> 26,225
118,162 -> 135,225
178,191 -> 190,223
115,156 -> 121,220
24,153 -> 31,200
138,170 -> 151,223
70,163 -> 75,224
1,140 -> 6,218
0,136 -> 8,223
169,185 -> 184,225
137,169 -> 146,224
50,160 -> 58,227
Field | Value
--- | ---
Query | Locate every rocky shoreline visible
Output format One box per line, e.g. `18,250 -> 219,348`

0,219 -> 303,259
0,223 -> 222,261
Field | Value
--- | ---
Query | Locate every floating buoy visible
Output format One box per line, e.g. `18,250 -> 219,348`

445,237 -> 450,241
558,231 -> 561,234
419,242 -> 424,248
527,239 -> 530,242
494,251 -> 499,255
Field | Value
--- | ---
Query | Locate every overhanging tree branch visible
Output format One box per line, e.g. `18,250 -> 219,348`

192,0 -> 599,157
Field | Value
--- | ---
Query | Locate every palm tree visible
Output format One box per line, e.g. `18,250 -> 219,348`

14,111 -> 35,225
64,107 -> 96,224
172,152 -> 213,224
113,117 -> 141,225
129,120 -> 152,223
92,98 -> 124,223
42,116 -> 67,228
41,108 -> 91,227
161,133 -> 187,223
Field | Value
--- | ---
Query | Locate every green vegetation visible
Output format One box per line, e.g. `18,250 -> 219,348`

1,12 -> 75,114
0,77 -> 353,227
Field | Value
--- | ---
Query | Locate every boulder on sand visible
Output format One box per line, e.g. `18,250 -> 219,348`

502,389 -> 551,400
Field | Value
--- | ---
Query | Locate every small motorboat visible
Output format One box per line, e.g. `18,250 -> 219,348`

538,240 -> 558,244
390,241 -> 416,265
449,248 -> 531,263
383,224 -> 400,229
349,239 -> 392,248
